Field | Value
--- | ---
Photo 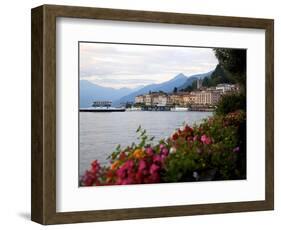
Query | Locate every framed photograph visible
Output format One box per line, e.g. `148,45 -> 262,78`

31,4 -> 274,225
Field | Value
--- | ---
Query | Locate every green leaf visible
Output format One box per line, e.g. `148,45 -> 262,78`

136,125 -> 141,133
141,129 -> 146,136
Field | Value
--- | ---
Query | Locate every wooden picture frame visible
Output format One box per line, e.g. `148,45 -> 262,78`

31,4 -> 274,225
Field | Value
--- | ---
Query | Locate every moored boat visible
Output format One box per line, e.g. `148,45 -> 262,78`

80,107 -> 126,112
126,107 -> 142,111
80,100 -> 126,112
170,107 -> 189,112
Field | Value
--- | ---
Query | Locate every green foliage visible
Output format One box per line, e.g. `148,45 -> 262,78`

183,63 -> 237,91
215,93 -> 246,115
163,111 -> 246,182
202,64 -> 235,87
183,79 -> 198,92
213,48 -> 246,88
214,48 -> 246,76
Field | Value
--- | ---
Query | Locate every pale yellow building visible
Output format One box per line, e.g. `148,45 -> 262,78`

182,92 -> 196,105
135,95 -> 145,104
169,94 -> 184,106
144,94 -> 152,106
194,90 -> 221,105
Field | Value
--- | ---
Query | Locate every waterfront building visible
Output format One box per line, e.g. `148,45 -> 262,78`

169,94 -> 184,106
150,92 -> 169,106
182,92 -> 196,106
133,82 -> 237,108
194,90 -> 221,105
135,95 -> 145,104
138,92 -> 169,106
144,94 -> 153,106
156,94 -> 169,106
216,83 -> 237,93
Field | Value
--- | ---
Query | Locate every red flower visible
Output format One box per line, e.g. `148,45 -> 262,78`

81,171 -> 95,186
91,160 -> 101,172
119,152 -> 126,161
171,132 -> 179,141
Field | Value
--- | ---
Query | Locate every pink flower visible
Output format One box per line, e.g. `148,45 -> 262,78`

124,159 -> 134,169
161,147 -> 169,156
193,135 -> 198,141
145,147 -> 154,156
159,144 -> 165,149
153,154 -> 162,163
149,164 -> 160,175
81,170 -> 95,186
201,134 -> 212,145
138,159 -> 146,172
121,177 -> 134,185
116,166 -> 126,178
116,160 -> 134,179
81,160 -> 104,186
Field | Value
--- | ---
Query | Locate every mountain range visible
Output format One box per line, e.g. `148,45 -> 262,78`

80,70 -> 213,107
79,80 -> 138,108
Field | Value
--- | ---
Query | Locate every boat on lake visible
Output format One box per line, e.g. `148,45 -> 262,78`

170,106 -> 189,112
126,107 -> 142,111
80,101 -> 126,112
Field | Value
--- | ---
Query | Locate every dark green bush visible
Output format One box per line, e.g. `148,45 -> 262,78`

215,93 -> 246,115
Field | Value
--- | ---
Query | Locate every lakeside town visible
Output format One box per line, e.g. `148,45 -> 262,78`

87,80 -> 240,112
129,80 -> 240,112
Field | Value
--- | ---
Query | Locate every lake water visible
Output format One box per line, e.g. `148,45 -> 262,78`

79,111 -> 212,176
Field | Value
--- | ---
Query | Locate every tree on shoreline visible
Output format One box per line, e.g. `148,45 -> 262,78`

213,48 -> 246,89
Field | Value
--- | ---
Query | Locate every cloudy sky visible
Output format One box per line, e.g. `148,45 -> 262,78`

79,42 -> 218,89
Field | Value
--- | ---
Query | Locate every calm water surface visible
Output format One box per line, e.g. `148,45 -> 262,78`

79,111 -> 212,176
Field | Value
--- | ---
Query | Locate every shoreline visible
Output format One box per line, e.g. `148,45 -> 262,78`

80,108 -> 215,112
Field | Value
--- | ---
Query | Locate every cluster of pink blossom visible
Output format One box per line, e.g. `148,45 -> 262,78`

81,145 -> 171,186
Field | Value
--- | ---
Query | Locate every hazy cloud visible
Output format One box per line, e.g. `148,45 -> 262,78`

80,42 -> 218,89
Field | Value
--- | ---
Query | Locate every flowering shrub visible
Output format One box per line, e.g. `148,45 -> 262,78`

81,110 -> 246,186
163,110 -> 246,182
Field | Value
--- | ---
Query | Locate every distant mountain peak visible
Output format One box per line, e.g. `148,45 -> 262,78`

173,73 -> 187,79
114,73 -> 189,106
167,73 -> 188,83
175,73 -> 186,78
